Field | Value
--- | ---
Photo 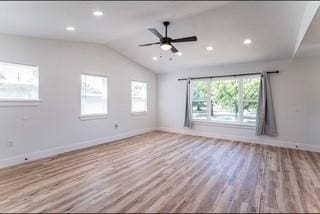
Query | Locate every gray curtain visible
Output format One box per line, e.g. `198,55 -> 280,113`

256,71 -> 277,136
184,78 -> 192,128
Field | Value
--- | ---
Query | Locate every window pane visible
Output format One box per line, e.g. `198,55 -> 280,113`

242,77 -> 260,124
81,74 -> 107,115
0,61 -> 39,100
211,79 -> 239,122
131,81 -> 147,112
192,81 -> 208,120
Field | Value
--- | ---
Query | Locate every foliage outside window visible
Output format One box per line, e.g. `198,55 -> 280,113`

191,76 -> 260,125
0,61 -> 39,100
81,74 -> 107,116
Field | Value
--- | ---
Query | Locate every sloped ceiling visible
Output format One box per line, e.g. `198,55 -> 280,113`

0,1 -> 316,73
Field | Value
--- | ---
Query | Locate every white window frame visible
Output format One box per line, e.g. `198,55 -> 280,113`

130,80 -> 147,115
80,73 -> 108,120
0,61 -> 40,107
191,75 -> 260,128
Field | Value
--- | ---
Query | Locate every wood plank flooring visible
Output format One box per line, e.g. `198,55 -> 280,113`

1,131 -> 320,213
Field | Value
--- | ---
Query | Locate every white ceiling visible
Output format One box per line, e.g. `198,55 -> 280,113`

0,1 -> 314,73
296,7 -> 320,58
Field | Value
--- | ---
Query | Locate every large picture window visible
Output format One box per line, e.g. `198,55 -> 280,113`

192,76 -> 260,125
81,74 -> 107,116
0,61 -> 39,101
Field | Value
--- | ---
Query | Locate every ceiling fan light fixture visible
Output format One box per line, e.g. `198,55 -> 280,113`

177,52 -> 183,56
160,43 -> 172,51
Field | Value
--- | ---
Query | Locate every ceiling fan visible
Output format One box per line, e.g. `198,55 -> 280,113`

139,21 -> 197,53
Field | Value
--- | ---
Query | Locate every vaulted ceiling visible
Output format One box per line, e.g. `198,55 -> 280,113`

296,5 -> 320,58
0,1 -> 318,73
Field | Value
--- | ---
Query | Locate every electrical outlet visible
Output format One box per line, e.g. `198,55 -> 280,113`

114,123 -> 119,128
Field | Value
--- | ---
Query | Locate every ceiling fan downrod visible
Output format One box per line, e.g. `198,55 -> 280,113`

163,21 -> 170,38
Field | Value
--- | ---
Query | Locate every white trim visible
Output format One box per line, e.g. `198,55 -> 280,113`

81,72 -> 108,78
130,111 -> 147,116
0,128 -> 156,169
0,99 -> 40,102
192,120 -> 255,129
157,127 -> 320,153
0,100 -> 41,107
0,60 -> 38,67
79,113 -> 108,120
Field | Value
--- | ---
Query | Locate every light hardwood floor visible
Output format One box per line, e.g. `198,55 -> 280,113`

0,131 -> 320,213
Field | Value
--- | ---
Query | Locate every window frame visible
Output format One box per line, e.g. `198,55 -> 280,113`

80,73 -> 108,120
130,80 -> 147,115
191,75 -> 260,127
0,61 -> 40,106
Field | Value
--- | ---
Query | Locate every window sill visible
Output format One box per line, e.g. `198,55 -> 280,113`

192,120 -> 255,129
130,111 -> 147,116
0,99 -> 41,107
79,114 -> 108,121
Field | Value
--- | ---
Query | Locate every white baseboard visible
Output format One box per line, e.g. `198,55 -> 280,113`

157,127 -> 320,153
2,126 -> 318,169
0,128 -> 156,169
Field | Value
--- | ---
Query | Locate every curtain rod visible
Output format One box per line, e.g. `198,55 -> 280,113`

177,70 -> 279,81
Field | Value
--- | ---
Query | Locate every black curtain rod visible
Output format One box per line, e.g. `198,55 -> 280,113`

177,70 -> 279,81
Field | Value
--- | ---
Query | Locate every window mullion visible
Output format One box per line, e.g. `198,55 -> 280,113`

207,80 -> 211,121
190,81 -> 194,120
84,75 -> 87,114
238,78 -> 244,123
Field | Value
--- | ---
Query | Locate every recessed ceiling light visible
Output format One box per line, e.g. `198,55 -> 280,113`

206,46 -> 213,51
177,52 -> 183,56
152,56 -> 158,61
93,10 -> 104,16
66,26 -> 75,31
243,39 -> 252,45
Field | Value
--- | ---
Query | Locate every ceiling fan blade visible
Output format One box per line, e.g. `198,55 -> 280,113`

171,44 -> 178,53
139,42 -> 160,47
171,36 -> 197,43
148,28 -> 163,39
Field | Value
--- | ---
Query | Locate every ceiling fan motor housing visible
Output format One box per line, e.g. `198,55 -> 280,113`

161,37 -> 172,44
163,21 -> 170,26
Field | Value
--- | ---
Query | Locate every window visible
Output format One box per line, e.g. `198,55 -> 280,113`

192,81 -> 208,120
192,76 -> 260,125
81,74 -> 107,116
131,81 -> 147,113
0,61 -> 39,101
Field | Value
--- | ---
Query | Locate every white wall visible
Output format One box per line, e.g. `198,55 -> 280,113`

1,33 -> 320,169
0,34 -> 157,167
157,57 -> 320,151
